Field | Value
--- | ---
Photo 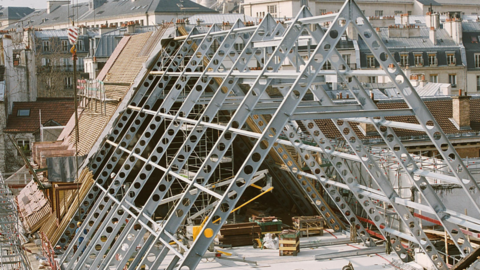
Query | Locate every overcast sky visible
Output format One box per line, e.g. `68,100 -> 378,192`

3,0 -> 88,9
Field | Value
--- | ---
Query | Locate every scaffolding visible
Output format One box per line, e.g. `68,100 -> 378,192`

0,173 -> 31,270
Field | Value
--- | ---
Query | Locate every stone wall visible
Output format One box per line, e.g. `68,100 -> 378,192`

4,132 -> 35,173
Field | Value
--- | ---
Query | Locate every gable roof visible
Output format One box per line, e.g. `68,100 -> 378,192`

5,100 -> 75,133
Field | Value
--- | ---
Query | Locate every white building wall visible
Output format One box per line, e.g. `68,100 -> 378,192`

467,71 -> 480,93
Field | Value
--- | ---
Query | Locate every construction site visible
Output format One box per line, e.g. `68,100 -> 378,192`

3,0 -> 480,269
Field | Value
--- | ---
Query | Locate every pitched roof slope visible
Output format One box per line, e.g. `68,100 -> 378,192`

65,31 -> 154,155
0,6 -> 35,21
5,100 -> 75,133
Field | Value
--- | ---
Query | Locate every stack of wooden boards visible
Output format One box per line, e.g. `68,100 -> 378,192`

219,222 -> 261,247
39,168 -> 95,245
279,229 -> 300,256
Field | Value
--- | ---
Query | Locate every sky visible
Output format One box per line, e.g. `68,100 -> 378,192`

1,0 -> 87,9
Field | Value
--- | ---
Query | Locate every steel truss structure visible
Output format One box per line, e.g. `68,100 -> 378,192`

58,1 -> 480,269
0,174 -> 30,270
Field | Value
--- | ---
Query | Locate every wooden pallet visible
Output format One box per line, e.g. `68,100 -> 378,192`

279,230 -> 300,256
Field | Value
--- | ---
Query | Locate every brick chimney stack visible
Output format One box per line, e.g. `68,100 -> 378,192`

452,89 -> 471,130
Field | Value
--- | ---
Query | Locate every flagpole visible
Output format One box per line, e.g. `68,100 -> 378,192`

70,21 -> 80,217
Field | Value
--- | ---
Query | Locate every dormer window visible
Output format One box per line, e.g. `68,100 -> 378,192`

428,52 -> 437,66
367,55 -> 375,68
414,53 -> 423,66
446,52 -> 456,65
400,53 -> 408,67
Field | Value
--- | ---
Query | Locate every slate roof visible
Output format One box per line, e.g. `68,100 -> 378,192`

20,3 -> 90,29
188,14 -> 256,25
300,96 -> 480,141
5,100 -> 75,133
0,6 -> 35,21
416,0 -> 480,6
17,0 -> 215,29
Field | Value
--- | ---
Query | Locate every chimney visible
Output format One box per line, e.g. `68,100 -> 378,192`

419,74 -> 427,87
89,0 -> 107,10
429,27 -> 437,45
452,89 -> 471,130
445,18 -> 463,45
425,12 -> 440,29
47,1 -> 70,14
346,22 -> 357,40
358,92 -> 378,135
126,21 -> 136,34
401,13 -> 409,26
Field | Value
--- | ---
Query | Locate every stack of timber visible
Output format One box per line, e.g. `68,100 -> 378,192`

219,222 -> 261,247
292,216 -> 324,236
39,168 -> 94,244
279,229 -> 300,256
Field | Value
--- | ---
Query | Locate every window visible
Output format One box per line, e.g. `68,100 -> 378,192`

342,54 -> 351,65
17,140 -> 30,152
17,109 -> 30,117
46,78 -> 53,89
234,43 -> 244,51
430,74 -> 438,83
13,50 -> 21,66
42,41 -> 51,52
267,5 -> 277,17
428,53 -> 437,66
77,39 -> 85,52
475,54 -> 480,68
449,74 -> 457,87
375,10 -> 383,16
408,11 -> 412,15
41,58 -> 51,66
394,10 -> 403,14
367,55 -> 375,68
323,61 -> 332,70
368,76 -> 376,83
414,53 -> 423,66
447,52 -> 455,65
64,77 -> 73,89
400,54 -> 408,66
477,76 -> 480,91
62,40 -> 68,52
319,9 -> 326,15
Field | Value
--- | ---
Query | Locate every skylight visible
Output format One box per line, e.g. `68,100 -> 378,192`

17,109 -> 30,117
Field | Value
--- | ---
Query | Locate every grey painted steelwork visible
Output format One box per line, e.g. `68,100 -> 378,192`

58,1 -> 480,269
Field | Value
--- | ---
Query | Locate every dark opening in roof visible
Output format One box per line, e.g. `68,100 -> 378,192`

17,109 -> 30,117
